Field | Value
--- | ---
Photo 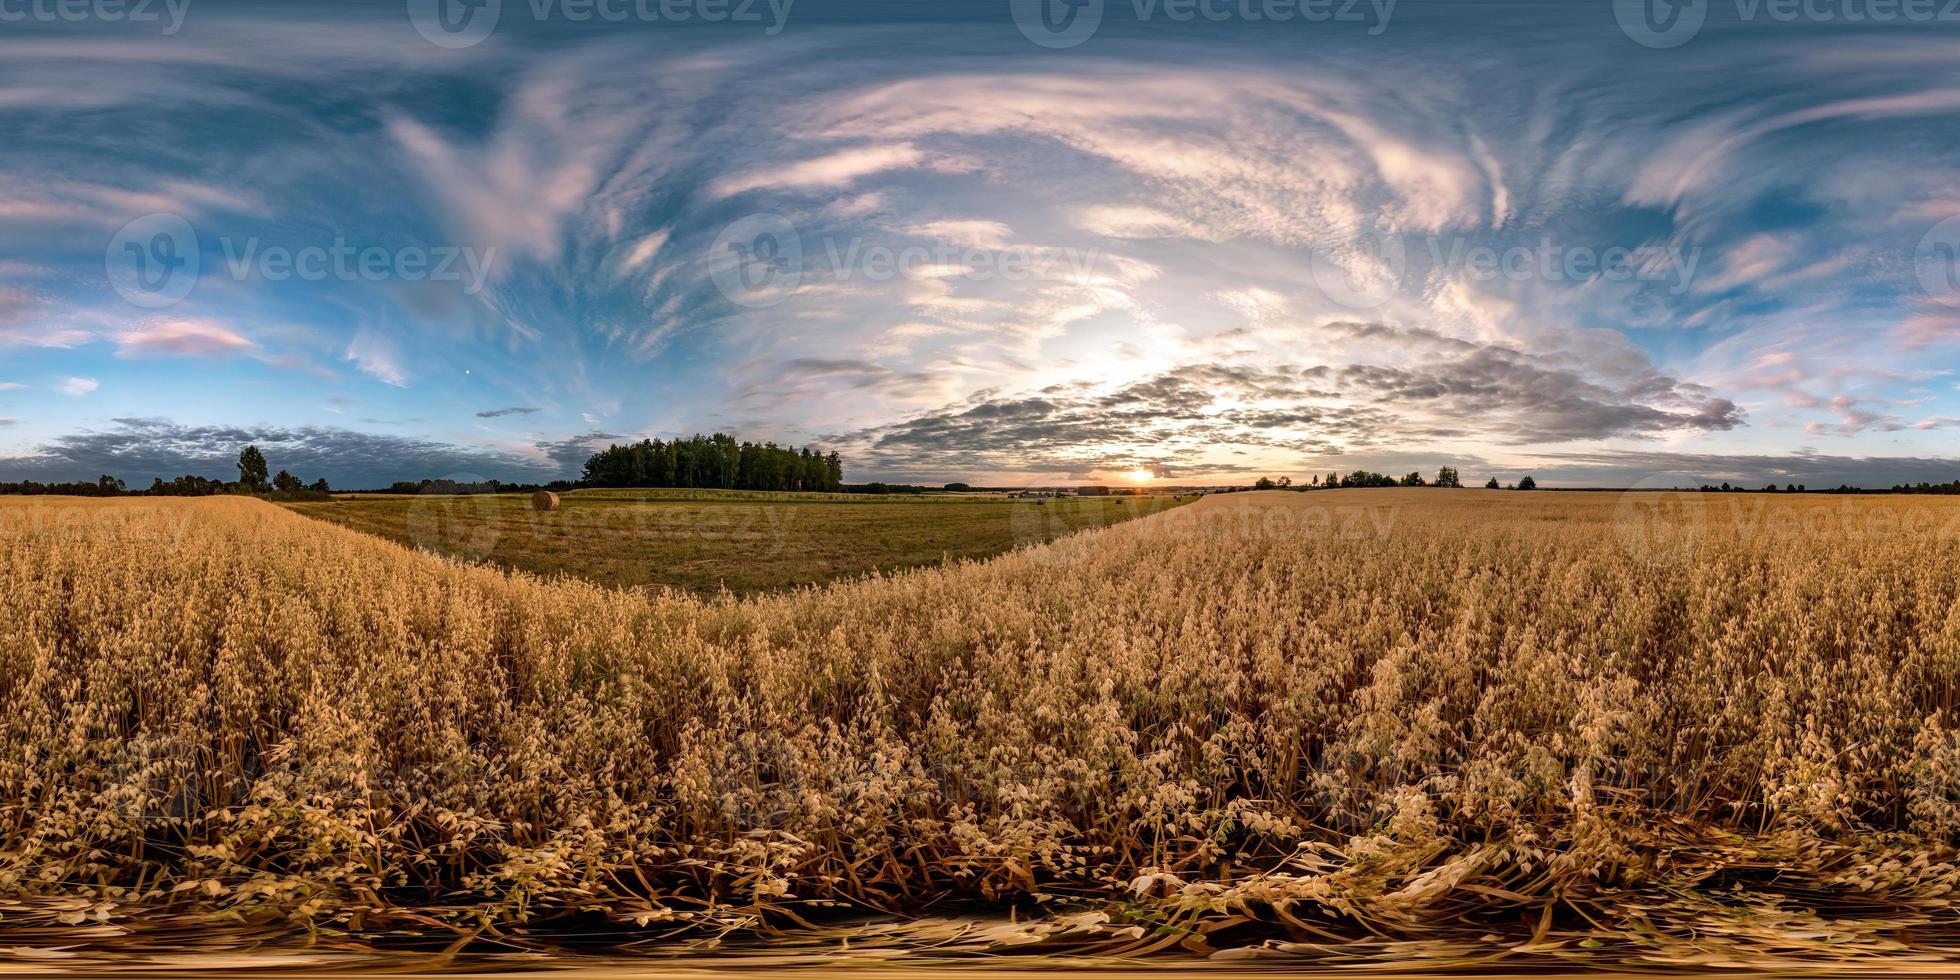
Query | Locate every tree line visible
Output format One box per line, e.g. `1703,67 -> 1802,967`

10,443 -> 1960,499
0,437 -> 845,498
1251,467 -> 1538,490
581,435 -> 843,492
370,478 -> 569,496
0,446 -> 333,498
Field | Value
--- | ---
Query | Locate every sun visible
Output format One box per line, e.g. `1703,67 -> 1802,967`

1124,468 -> 1154,484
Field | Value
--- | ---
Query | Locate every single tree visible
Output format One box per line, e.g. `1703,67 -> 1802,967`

1254,476 -> 1277,490
1277,476 -> 1292,488
310,478 -> 331,493
238,445 -> 269,492
1484,476 -> 1500,489
1518,475 -> 1538,490
1435,466 -> 1461,488
272,469 -> 303,493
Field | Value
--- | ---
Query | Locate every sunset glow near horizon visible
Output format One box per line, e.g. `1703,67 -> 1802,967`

4,0 -> 1960,489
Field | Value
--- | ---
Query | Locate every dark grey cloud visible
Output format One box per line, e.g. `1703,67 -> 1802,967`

532,431 -> 628,476
1525,449 -> 1960,489
1327,354 -> 1742,443
851,363 -> 1394,478
849,324 -> 1745,479
0,418 -> 563,489
1314,324 -> 1745,443
475,406 -> 542,419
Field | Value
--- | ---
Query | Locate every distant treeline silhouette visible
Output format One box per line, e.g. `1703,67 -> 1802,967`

581,434 -> 844,492
0,447 -> 339,498
1247,467 -> 1514,490
368,478 -> 568,496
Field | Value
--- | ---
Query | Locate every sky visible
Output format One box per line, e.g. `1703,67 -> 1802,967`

4,0 -> 1960,488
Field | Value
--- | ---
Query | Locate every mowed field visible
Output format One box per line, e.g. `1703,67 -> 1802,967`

285,489 -> 1187,594
3,489 -> 1960,968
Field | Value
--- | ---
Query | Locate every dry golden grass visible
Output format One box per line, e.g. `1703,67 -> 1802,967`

2,489 -> 1958,967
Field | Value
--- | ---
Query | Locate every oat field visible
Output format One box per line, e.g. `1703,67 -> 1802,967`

3,489 -> 1959,967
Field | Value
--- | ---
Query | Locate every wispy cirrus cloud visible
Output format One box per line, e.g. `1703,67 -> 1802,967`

116,318 -> 257,358
710,143 -> 930,199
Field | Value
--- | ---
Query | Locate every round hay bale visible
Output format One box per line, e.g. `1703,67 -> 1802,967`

531,490 -> 560,512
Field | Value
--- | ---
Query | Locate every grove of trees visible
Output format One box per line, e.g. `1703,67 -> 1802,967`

581,434 -> 843,492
